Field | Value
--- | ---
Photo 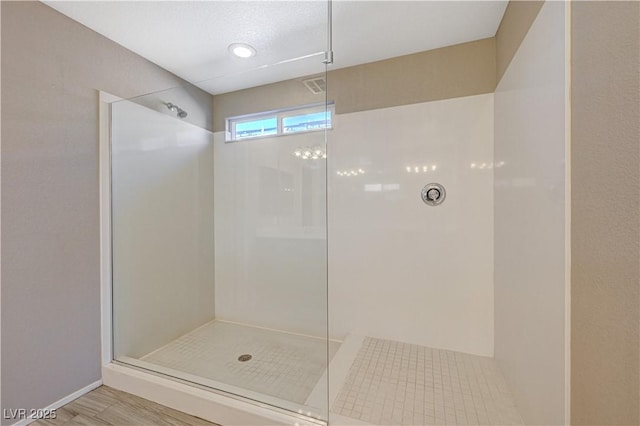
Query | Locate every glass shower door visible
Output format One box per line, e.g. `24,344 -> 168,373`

110,1 -> 331,421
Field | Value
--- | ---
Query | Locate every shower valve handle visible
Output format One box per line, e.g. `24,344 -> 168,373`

421,183 -> 446,206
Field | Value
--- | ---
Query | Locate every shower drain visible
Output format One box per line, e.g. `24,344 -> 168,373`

237,354 -> 252,362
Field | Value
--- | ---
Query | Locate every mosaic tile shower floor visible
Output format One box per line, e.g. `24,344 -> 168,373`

142,321 -> 339,405
331,337 -> 523,426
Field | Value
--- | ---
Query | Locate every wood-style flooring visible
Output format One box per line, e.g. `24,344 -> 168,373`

32,386 -> 220,426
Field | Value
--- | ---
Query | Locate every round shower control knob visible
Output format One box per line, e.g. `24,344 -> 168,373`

421,183 -> 446,206
427,188 -> 440,201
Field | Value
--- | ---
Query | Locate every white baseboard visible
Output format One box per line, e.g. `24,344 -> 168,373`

11,380 -> 102,426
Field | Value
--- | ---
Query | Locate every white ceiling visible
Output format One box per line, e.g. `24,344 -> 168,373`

44,1 -> 508,94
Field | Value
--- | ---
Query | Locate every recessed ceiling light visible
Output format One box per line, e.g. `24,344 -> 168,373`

229,43 -> 256,58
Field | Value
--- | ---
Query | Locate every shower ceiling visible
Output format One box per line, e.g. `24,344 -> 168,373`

43,1 -> 507,94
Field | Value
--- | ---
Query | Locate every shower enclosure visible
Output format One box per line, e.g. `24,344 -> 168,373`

103,1 -> 569,425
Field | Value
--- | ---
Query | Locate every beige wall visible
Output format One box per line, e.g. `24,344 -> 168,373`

0,2 -> 212,423
213,38 -> 496,131
328,37 -> 495,116
495,1 -> 544,83
571,2 -> 640,424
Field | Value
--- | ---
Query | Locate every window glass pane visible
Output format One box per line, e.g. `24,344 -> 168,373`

235,117 -> 277,139
282,111 -> 331,133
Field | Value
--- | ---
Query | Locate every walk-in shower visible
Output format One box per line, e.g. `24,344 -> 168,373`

101,1 -> 569,425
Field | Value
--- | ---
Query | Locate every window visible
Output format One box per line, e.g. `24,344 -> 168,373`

227,103 -> 333,142
234,116 -> 277,140
282,111 -> 331,134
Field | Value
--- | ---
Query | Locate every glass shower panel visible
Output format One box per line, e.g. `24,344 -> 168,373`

211,71 -> 331,418
111,1 -> 330,421
111,93 -> 215,362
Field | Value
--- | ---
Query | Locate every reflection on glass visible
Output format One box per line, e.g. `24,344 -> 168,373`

336,169 -> 365,177
294,145 -> 327,160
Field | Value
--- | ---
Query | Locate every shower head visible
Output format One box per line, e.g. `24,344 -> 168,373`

165,102 -> 188,119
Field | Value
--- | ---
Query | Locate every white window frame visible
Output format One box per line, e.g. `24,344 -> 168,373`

226,102 -> 334,142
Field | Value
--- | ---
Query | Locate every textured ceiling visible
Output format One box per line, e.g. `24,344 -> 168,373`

44,1 -> 508,94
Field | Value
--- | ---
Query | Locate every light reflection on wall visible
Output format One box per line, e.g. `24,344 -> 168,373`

293,145 -> 326,160
406,164 -> 437,173
336,169 -> 365,177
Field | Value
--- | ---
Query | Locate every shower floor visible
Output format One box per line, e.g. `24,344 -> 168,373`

330,337 -> 523,426
137,320 -> 339,410
122,322 -> 521,425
